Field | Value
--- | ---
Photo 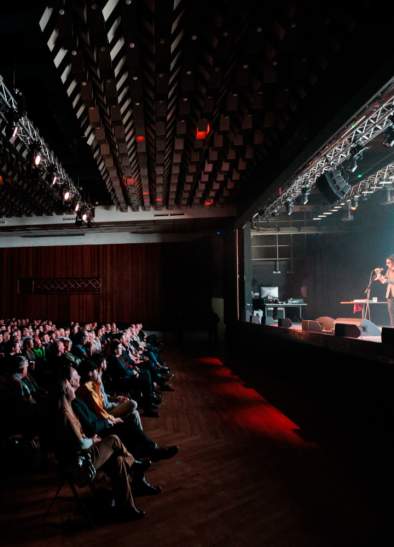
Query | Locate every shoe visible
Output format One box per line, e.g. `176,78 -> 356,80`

151,445 -> 179,461
133,476 -> 162,497
144,407 -> 160,418
131,459 -> 152,479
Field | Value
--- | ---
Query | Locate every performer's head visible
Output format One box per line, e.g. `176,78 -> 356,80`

386,255 -> 394,270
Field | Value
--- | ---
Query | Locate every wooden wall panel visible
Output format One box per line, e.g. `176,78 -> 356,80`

0,241 -> 217,327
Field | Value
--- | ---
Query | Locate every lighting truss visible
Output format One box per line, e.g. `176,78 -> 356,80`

0,74 -> 87,211
256,79 -> 394,221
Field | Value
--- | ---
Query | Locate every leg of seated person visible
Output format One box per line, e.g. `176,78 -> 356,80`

91,434 -> 135,511
110,400 -> 143,431
112,420 -> 155,458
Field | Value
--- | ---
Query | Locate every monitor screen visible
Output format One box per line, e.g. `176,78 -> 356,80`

260,286 -> 279,299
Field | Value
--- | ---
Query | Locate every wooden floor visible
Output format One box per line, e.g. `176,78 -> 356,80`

0,346 -> 389,547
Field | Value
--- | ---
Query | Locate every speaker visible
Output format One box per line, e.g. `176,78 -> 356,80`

278,318 -> 292,329
302,319 -> 322,333
315,316 -> 335,332
316,169 -> 351,203
382,327 -> 394,344
334,318 -> 381,338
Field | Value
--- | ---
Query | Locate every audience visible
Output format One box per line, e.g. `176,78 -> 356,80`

0,318 -> 178,522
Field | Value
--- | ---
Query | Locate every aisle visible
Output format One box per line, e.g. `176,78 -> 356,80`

0,349 -> 379,547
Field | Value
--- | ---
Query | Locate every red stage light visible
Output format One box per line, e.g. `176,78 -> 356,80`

196,121 -> 211,140
204,198 -> 214,207
124,177 -> 137,186
136,135 -> 145,143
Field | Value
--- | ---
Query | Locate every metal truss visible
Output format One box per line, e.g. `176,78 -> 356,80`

0,75 -> 87,211
257,81 -> 394,221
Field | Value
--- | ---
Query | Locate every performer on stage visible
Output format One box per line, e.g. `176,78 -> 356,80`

374,255 -> 394,326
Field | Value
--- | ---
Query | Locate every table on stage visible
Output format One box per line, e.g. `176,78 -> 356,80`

340,300 -> 386,320
258,302 -> 307,323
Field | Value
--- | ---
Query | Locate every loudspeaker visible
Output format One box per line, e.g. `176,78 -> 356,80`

315,316 -> 335,332
316,169 -> 351,203
302,319 -> 322,333
382,327 -> 394,344
278,318 -> 292,328
334,318 -> 381,338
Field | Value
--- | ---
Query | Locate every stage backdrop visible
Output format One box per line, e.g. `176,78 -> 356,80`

0,239 -> 228,327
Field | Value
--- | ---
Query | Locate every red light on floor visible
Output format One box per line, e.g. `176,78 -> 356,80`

136,135 -> 145,143
197,357 -> 223,366
196,121 -> 211,140
204,198 -> 214,207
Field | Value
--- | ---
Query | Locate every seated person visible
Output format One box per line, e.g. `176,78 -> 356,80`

65,364 -> 178,462
87,353 -> 143,431
107,340 -> 160,417
56,378 -> 157,519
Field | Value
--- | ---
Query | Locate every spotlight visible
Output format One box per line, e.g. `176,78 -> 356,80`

350,195 -> 359,211
347,143 -> 367,173
273,261 -> 281,274
5,108 -> 20,143
342,203 -> 354,222
383,126 -> 394,148
30,142 -> 42,169
45,166 -> 58,185
285,199 -> 294,216
74,202 -> 80,212
301,186 -> 310,204
64,190 -> 71,201
349,157 -> 358,173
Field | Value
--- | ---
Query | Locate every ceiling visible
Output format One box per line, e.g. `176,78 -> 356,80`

0,0 -> 393,234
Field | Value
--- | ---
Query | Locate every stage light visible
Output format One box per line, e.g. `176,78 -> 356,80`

349,157 -> 358,173
285,200 -> 294,216
64,190 -> 71,201
347,142 -> 367,173
82,212 -> 88,222
5,108 -> 20,143
74,202 -> 80,212
383,126 -> 394,148
29,142 -> 42,169
196,119 -> 211,140
342,203 -> 354,222
301,186 -> 310,204
350,196 -> 359,211
45,165 -> 58,186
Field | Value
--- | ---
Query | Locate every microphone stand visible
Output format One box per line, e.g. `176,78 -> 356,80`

363,269 -> 375,320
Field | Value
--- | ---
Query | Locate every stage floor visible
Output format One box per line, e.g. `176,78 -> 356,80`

271,321 -> 382,343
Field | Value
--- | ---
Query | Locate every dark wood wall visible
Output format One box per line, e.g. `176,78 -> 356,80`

0,239 -> 226,327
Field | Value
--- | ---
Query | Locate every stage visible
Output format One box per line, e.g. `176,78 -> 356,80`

243,320 -> 394,367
